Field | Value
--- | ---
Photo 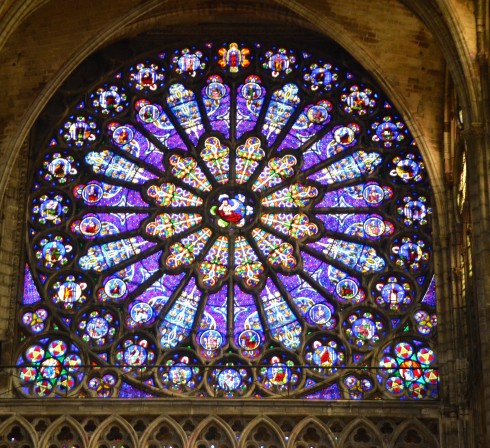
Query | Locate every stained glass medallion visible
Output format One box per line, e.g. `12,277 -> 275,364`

19,41 -> 437,400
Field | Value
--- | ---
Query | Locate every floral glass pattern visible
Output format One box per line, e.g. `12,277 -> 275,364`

19,41 -> 436,400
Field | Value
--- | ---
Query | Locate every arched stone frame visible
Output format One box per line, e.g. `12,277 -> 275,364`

238,415 -> 286,448
38,415 -> 88,448
139,415 -> 187,447
1,7 -> 444,448
0,416 -> 37,447
87,415 -> 138,448
14,31 -> 441,405
287,416 -> 336,448
391,417 -> 440,447
188,415 -> 237,448
336,417 -> 385,448
0,5 -> 456,400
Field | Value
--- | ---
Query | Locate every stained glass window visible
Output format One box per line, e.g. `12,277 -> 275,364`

18,41 -> 437,400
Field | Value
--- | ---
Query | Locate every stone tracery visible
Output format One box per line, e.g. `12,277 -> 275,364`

18,40 -> 436,401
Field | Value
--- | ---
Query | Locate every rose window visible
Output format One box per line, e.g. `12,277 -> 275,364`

18,41 -> 437,400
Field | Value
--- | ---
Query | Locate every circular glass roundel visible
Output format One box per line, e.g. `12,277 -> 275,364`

19,40 -> 436,400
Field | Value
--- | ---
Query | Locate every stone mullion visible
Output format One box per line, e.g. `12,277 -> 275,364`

464,122 -> 490,445
0,138 -> 29,399
434,133 -> 470,447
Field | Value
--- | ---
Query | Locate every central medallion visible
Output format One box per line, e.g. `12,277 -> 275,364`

209,190 -> 256,230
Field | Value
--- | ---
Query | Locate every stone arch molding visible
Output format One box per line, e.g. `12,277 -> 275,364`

238,415 -> 286,448
0,7 -> 451,389
337,417 -> 386,448
0,415 -> 37,447
38,415 -> 88,448
87,414 -> 138,448
139,415 -> 187,447
287,416 -> 336,447
188,415 -> 237,448
0,0 -> 51,51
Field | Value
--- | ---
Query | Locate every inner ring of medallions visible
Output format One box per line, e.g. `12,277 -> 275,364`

205,186 -> 259,233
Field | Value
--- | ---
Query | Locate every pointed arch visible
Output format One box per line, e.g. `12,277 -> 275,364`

392,418 -> 439,447
239,415 -> 286,448
337,418 -> 385,448
88,415 -> 138,448
0,415 -> 37,447
287,416 -> 336,448
139,415 -> 187,448
187,415 -> 236,448
38,415 -> 87,448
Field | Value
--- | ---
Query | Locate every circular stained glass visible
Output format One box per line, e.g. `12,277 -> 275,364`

129,301 -> 153,323
308,304 -> 332,325
17,338 -> 84,397
218,368 -> 242,391
199,329 -> 223,351
313,345 -> 337,368
124,344 -> 147,366
18,40 -> 436,400
168,363 -> 193,385
160,351 -> 202,392
377,340 -> 438,399
88,373 -> 117,398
